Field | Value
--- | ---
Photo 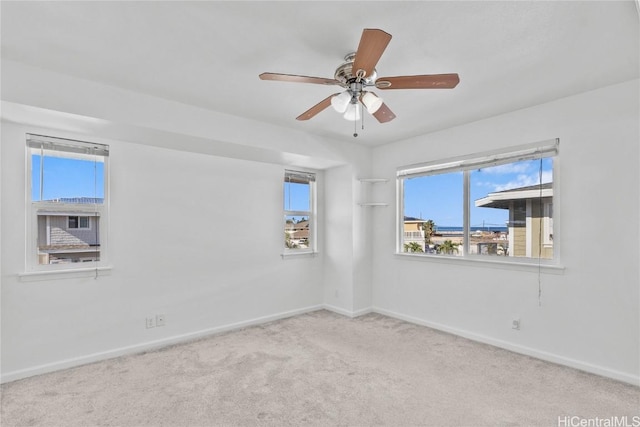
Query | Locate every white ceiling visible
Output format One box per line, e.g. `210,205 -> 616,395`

1,1 -> 638,147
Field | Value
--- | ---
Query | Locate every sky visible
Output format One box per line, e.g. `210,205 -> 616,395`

404,158 -> 553,229
31,155 -> 104,201
33,153 -> 551,230
284,181 -> 310,212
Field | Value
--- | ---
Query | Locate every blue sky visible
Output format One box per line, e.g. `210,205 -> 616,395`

32,155 -> 104,201
34,154 -> 550,229
284,182 -> 310,212
404,158 -> 553,228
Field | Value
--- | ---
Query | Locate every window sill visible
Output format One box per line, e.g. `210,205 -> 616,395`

394,253 -> 564,274
281,251 -> 318,259
18,266 -> 113,282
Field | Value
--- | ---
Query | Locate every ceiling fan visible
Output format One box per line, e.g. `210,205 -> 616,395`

259,28 -> 460,129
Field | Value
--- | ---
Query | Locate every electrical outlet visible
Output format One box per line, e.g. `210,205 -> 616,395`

146,317 -> 155,329
156,314 -> 165,327
512,319 -> 521,330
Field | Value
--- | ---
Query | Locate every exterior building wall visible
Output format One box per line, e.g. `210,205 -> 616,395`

403,222 -> 426,250
529,198 -> 553,259
512,226 -> 526,256
37,216 -> 47,246
510,200 -> 527,257
45,215 -> 99,246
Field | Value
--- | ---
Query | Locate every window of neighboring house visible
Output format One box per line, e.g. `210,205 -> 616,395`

284,170 -> 316,253
26,134 -> 109,270
68,216 -> 91,230
397,139 -> 558,263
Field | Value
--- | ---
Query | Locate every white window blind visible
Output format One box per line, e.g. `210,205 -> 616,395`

285,170 -> 316,184
397,139 -> 558,179
27,134 -> 109,157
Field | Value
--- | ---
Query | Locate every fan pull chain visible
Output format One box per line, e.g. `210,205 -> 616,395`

353,105 -> 358,137
353,103 -> 364,138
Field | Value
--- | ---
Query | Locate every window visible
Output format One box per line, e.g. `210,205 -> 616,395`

26,134 -> 109,270
398,139 -> 558,262
284,170 -> 316,252
68,216 -> 90,230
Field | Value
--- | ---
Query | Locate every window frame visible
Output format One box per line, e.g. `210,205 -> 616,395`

25,134 -> 110,273
67,216 -> 91,230
283,169 -> 316,255
396,139 -> 560,268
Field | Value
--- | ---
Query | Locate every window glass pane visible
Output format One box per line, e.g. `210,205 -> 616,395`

37,214 -> 100,265
284,215 -> 310,249
284,181 -> 310,211
403,172 -> 463,255
471,158 -> 553,259
30,140 -> 105,267
31,151 -> 104,203
79,216 -> 90,228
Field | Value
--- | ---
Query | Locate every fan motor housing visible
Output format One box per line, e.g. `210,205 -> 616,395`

334,52 -> 377,86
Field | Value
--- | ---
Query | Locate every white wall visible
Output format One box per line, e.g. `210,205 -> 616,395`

2,58 -> 637,386
1,120 -> 328,381
371,79 -> 640,385
323,155 -> 375,316
0,62 -> 373,382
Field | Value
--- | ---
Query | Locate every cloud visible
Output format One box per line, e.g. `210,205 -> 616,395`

493,171 -> 552,192
478,163 -> 532,175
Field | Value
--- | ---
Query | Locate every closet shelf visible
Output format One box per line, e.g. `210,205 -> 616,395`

359,178 -> 388,206
358,178 -> 388,183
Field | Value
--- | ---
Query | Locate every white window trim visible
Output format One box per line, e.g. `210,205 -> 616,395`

283,169 -> 317,256
396,139 -> 561,268
25,134 -> 110,273
18,266 -> 113,282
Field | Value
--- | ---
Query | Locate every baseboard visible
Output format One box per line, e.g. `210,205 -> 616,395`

374,307 -> 640,387
5,304 -> 636,387
0,304 -> 325,384
322,304 -> 373,318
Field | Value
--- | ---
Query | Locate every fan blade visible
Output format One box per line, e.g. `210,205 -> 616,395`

259,72 -> 340,86
375,74 -> 460,89
296,93 -> 340,121
352,29 -> 392,79
372,102 -> 396,123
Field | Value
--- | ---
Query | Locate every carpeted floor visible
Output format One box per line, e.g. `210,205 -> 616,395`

1,310 -> 639,426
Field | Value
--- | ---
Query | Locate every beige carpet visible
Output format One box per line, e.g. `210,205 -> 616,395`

1,310 -> 638,426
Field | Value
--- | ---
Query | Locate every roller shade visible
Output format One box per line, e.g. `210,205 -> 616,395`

397,139 -> 558,179
27,134 -> 109,157
285,170 -> 316,184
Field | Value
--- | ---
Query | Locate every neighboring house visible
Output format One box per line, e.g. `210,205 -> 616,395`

475,183 -> 553,259
36,197 -> 102,264
403,217 -> 426,250
285,219 -> 309,247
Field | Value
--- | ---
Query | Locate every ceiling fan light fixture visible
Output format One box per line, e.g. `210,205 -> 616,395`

361,92 -> 383,114
331,91 -> 351,113
259,28 -> 460,128
343,103 -> 361,121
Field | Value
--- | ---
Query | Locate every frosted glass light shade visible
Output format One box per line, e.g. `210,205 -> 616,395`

331,91 -> 351,113
362,92 -> 383,114
343,103 -> 361,121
